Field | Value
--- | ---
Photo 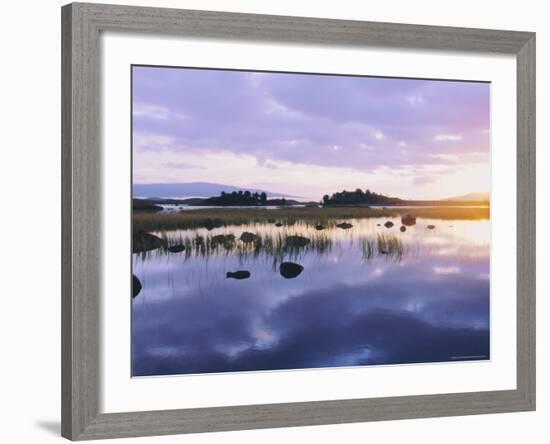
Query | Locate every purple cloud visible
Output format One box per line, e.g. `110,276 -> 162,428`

132,66 -> 490,172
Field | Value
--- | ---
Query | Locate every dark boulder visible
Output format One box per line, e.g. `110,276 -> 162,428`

203,218 -> 224,230
427,224 -> 436,230
132,274 -> 142,298
133,232 -> 166,253
212,234 -> 236,246
275,222 -> 283,227
286,235 -> 311,248
384,221 -> 394,228
226,270 -> 251,280
400,226 -> 406,232
167,244 -> 185,253
315,224 -> 326,230
336,222 -> 353,229
240,232 -> 259,243
280,262 -> 304,279
401,214 -> 417,226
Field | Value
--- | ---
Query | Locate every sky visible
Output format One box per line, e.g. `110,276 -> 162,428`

132,66 -> 490,200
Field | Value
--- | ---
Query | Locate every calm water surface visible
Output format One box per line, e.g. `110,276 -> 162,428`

132,216 -> 490,376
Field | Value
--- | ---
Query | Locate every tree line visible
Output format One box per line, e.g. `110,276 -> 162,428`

322,189 -> 402,206
199,188 -> 400,207
202,190 -> 268,206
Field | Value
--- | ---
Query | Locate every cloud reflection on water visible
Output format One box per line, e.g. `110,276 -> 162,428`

132,217 -> 489,376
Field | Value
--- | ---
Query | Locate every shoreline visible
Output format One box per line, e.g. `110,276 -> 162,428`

133,205 -> 490,233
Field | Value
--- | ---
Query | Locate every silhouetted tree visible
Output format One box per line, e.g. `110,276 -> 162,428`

199,189 -> 275,206
323,188 -> 401,206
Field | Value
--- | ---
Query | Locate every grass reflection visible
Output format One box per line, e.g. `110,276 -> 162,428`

135,227 -> 409,266
360,234 -> 405,263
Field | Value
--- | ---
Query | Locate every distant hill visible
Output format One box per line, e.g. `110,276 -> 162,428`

133,182 -> 293,199
446,192 -> 489,202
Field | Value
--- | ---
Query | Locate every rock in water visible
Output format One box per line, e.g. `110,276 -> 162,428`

286,235 -> 311,247
240,232 -> 259,242
211,234 -> 236,247
400,226 -> 406,232
226,270 -> 251,279
336,222 -> 353,229
167,244 -> 185,253
132,274 -> 142,298
384,221 -> 394,228
401,214 -> 417,226
427,224 -> 436,230
203,218 -> 224,230
280,262 -> 304,279
275,222 -> 283,227
133,232 -> 166,253
315,224 -> 326,230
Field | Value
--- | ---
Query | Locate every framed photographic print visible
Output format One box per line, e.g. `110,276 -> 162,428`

61,2 -> 536,440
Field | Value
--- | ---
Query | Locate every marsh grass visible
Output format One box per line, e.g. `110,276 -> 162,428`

133,206 -> 489,233
136,230 -> 335,267
359,234 -> 406,263
135,227 -> 412,267
376,233 -> 404,261
361,238 -> 375,261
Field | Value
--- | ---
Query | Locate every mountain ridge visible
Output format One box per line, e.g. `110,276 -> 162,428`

446,192 -> 489,202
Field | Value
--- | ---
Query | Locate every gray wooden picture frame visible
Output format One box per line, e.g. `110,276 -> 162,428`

61,2 -> 536,440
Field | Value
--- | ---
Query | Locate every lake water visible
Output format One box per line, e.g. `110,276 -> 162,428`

132,216 -> 490,376
158,204 -> 487,212
158,204 -> 307,212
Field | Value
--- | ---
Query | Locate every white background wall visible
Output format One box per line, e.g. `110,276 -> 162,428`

0,1 -> 546,443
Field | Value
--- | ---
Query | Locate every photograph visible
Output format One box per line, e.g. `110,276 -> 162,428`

131,65 -> 491,377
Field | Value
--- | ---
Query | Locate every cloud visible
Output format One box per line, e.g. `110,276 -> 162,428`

434,134 -> 463,142
429,153 -> 459,163
132,67 -> 489,171
406,94 -> 425,106
433,266 -> 461,275
132,270 -> 489,375
413,175 -> 438,186
133,132 -> 175,150
131,67 -> 490,198
161,161 -> 203,169
372,130 -> 385,140
133,103 -> 170,119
